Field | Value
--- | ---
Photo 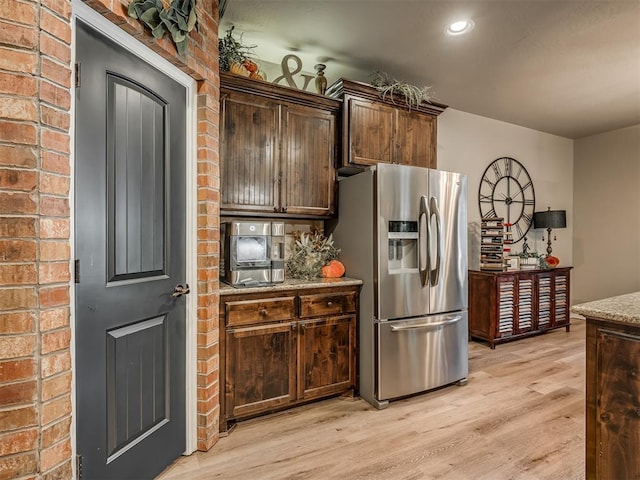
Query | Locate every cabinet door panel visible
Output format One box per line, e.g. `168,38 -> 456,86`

220,91 -> 279,213
516,276 -> 533,333
348,98 -> 395,166
396,109 -> 436,168
497,277 -> 516,337
554,271 -> 569,325
299,315 -> 356,400
226,322 -> 296,419
595,329 -> 640,479
537,273 -> 552,329
282,105 -> 336,216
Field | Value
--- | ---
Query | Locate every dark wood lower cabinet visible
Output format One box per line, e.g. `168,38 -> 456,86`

220,283 -> 359,431
468,267 -> 572,348
225,322 -> 297,419
586,318 -> 640,480
299,315 -> 356,401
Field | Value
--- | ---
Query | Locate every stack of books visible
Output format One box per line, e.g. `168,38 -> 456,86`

480,217 -> 506,271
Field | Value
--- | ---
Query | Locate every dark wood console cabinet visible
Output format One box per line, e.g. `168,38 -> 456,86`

468,267 -> 572,348
220,283 -> 359,431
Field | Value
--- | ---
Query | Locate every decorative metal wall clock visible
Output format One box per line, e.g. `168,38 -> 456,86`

478,157 -> 535,243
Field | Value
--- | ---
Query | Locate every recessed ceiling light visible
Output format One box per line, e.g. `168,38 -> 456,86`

446,19 -> 475,36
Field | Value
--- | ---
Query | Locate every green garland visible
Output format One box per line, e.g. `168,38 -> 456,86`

128,0 -> 198,55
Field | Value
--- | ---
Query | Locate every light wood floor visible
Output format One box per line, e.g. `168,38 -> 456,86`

159,318 -> 586,480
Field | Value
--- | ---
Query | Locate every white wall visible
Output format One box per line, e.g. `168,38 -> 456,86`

437,108 -> 574,272
573,124 -> 640,304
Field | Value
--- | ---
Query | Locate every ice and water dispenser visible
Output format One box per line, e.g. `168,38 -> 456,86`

387,220 -> 419,273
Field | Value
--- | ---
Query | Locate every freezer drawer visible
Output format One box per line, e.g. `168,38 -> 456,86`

376,312 -> 468,401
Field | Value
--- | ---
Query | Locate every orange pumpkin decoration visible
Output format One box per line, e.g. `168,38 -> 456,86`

229,61 -> 249,77
321,260 -> 345,278
242,59 -> 259,73
545,255 -> 560,268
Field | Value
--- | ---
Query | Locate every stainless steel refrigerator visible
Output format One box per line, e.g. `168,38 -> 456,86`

331,163 -> 468,409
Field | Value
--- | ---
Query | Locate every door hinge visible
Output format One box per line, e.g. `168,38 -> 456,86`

74,259 -> 80,284
75,63 -> 81,88
76,454 -> 83,479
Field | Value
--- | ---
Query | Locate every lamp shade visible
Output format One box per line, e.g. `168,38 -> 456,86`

533,209 -> 566,229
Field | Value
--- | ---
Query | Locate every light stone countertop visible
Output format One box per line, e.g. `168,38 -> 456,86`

220,276 -> 363,295
571,291 -> 640,325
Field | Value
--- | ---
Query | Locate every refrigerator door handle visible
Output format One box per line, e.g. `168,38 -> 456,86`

418,195 -> 429,287
389,315 -> 463,331
429,196 -> 441,286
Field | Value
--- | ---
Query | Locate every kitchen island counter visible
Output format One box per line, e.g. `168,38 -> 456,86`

574,291 -> 640,480
220,276 -> 363,295
571,291 -> 640,325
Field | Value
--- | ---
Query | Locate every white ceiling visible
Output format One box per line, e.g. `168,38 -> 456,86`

220,0 -> 640,139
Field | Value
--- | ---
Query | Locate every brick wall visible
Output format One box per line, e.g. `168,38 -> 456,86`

0,0 -> 220,477
1,0 -> 74,477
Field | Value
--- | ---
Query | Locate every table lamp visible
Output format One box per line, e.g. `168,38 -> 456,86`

533,207 -> 566,257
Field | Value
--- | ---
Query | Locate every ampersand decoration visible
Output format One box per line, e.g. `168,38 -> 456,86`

273,54 -> 315,90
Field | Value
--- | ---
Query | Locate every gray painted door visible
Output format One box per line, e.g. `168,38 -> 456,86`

75,21 -> 187,479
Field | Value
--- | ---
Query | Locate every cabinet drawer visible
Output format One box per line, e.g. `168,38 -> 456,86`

299,292 -> 356,318
226,296 -> 295,327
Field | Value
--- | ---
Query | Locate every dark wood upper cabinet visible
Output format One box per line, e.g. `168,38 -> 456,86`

348,98 -> 396,166
326,78 -> 447,173
396,108 -> 437,168
220,73 -> 341,218
282,104 -> 336,216
220,91 -> 279,213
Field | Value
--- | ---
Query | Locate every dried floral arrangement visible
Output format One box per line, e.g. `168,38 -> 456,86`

371,71 -> 433,110
218,26 -> 264,79
287,229 -> 340,280
128,0 -> 198,55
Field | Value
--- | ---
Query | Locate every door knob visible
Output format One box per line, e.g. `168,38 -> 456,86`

172,284 -> 191,297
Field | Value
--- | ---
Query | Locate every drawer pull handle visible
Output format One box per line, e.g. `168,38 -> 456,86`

259,308 -> 268,316
327,301 -> 333,307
